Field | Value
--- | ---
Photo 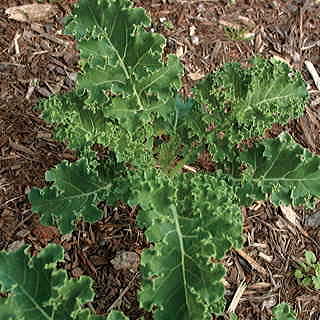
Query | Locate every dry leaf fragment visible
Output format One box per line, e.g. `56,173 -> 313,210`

5,4 -> 55,23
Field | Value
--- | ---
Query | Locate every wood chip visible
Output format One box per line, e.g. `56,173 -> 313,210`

176,46 -> 185,58
248,282 -> 271,290
40,33 -> 66,45
183,164 -> 197,173
5,4 -> 55,23
71,267 -> 84,278
218,19 -> 241,30
258,252 -> 273,263
305,60 -> 320,90
305,212 -> 320,227
280,205 -> 298,227
9,140 -> 35,155
90,255 -> 109,266
188,70 -> 205,81
7,240 -> 25,252
236,249 -> 268,275
272,55 -> 291,66
227,280 -> 247,313
237,15 -> 256,28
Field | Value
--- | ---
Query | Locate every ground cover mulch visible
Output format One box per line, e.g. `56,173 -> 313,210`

1,0 -> 320,319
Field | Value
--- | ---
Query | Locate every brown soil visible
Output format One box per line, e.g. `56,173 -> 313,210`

1,0 -> 320,319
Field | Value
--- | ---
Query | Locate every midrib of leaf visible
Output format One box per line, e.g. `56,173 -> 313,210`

132,40 -> 159,71
258,141 -> 318,184
93,78 -> 125,86
170,205 -> 191,315
49,183 -> 112,201
105,32 -> 145,111
256,93 -> 298,106
255,74 -> 277,106
138,68 -> 174,96
85,3 -> 146,111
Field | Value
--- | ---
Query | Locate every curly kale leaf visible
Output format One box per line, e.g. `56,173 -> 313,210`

35,92 -> 105,166
128,169 -> 243,319
238,133 -> 320,207
0,295 -> 15,320
0,244 -> 128,320
193,57 -> 308,162
66,0 -> 182,113
28,159 -> 115,234
38,0 -> 183,168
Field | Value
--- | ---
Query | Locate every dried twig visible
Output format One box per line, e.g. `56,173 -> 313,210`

236,249 -> 268,275
107,272 -> 139,313
305,60 -> 320,90
227,280 -> 247,313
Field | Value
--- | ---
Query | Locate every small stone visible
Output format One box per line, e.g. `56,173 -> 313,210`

37,87 -> 51,98
305,212 -> 320,227
111,251 -> 140,271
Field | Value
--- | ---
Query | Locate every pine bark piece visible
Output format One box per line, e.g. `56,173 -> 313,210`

236,249 -> 268,275
5,4 -> 55,23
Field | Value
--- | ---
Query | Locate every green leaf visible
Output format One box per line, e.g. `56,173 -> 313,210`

312,276 -> 320,290
65,0 -> 151,41
305,250 -> 317,265
272,303 -> 297,320
238,133 -> 320,207
47,0 -> 183,169
28,159 -> 112,234
301,277 -> 312,286
229,312 -> 238,320
128,169 -> 243,319
35,91 -> 108,170
0,296 -> 16,320
0,244 -> 104,320
68,0 -> 183,110
294,269 -> 304,279
0,245 -> 127,320
193,57 -> 308,162
106,310 -> 129,320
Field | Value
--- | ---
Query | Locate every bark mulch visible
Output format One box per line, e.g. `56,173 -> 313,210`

1,0 -> 320,319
